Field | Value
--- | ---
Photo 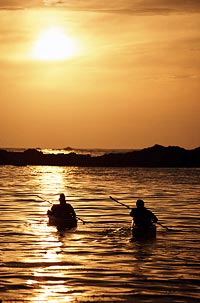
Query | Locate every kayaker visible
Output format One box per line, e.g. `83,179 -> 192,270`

47,193 -> 76,220
130,199 -> 158,228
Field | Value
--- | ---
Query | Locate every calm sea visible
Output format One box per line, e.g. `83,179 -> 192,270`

0,165 -> 199,303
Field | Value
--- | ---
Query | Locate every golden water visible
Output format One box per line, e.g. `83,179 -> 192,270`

0,166 -> 199,302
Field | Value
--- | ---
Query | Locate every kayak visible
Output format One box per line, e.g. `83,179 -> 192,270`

131,224 -> 156,240
48,213 -> 77,230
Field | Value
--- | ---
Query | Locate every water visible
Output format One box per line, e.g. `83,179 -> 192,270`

0,166 -> 199,303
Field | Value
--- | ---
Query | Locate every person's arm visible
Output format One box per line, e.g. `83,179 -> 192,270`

50,204 -> 59,215
130,208 -> 135,217
151,212 -> 158,223
68,204 -> 76,218
47,205 -> 56,215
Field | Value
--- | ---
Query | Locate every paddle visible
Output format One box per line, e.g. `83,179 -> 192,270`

109,196 -> 171,231
109,196 -> 131,209
36,195 -> 86,224
156,222 -> 171,231
36,195 -> 53,205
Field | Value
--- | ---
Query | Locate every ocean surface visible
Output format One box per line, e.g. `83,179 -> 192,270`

0,165 -> 199,303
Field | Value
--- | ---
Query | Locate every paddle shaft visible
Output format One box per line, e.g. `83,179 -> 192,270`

157,222 -> 170,231
110,196 -> 170,231
36,195 -> 53,205
36,195 -> 86,224
109,196 -> 131,209
76,216 -> 85,224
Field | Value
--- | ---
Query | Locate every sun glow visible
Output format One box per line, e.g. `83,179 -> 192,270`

32,27 -> 79,61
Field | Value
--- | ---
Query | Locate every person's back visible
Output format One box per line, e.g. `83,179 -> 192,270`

130,199 -> 157,228
51,203 -> 75,219
48,193 -> 76,220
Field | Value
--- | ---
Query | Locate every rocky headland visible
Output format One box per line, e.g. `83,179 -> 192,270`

0,144 -> 199,167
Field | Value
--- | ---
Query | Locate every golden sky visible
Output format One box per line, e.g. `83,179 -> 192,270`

1,1 -> 200,149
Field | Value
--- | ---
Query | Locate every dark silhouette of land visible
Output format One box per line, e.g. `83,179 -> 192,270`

0,144 -> 199,167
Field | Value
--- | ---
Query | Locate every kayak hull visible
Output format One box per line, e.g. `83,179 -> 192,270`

131,224 -> 156,240
48,214 -> 77,230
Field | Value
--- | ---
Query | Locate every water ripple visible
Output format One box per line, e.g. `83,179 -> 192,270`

0,166 -> 199,302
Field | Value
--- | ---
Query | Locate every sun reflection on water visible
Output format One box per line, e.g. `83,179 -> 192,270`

30,284 -> 75,303
25,225 -> 80,302
34,166 -> 67,198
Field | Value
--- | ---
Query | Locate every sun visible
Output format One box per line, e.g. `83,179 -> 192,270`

32,27 -> 79,61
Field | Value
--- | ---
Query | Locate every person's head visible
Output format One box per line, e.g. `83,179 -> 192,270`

136,199 -> 144,208
59,193 -> 66,205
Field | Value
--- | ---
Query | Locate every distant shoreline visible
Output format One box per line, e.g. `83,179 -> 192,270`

0,144 -> 199,167
0,147 -> 139,154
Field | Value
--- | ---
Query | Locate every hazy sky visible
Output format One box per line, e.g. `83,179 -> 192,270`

1,0 -> 200,149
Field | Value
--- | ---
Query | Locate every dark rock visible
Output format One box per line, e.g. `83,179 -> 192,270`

0,145 -> 199,167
